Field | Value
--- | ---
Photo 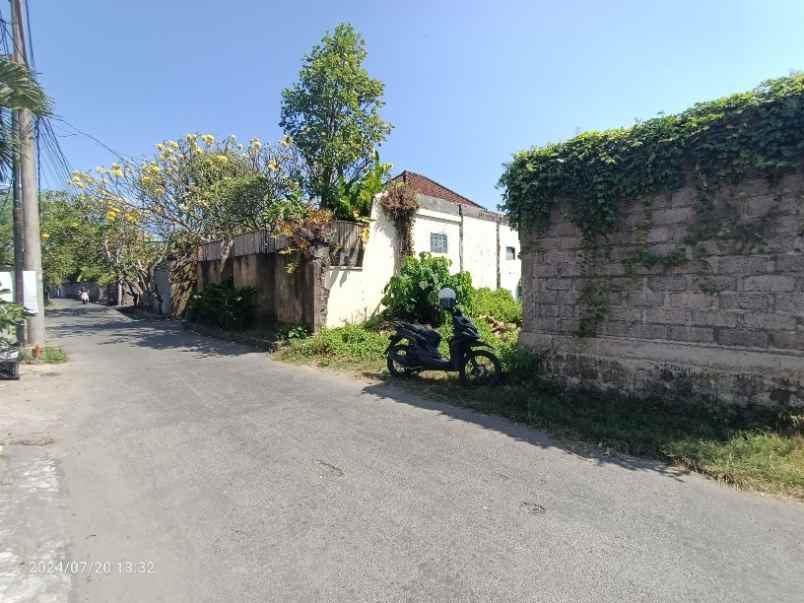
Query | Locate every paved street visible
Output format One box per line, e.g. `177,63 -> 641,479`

1,299 -> 803,602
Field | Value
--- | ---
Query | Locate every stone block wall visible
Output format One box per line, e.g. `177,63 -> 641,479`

520,171 -> 804,407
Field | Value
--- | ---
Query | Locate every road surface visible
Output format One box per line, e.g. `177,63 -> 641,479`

1,299 -> 802,602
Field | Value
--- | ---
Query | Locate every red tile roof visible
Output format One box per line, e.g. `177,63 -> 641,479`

388,170 -> 483,208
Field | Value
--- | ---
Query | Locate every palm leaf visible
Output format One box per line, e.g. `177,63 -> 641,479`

0,56 -> 50,115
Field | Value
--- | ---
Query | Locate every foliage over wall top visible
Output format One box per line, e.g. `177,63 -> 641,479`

499,73 -> 804,239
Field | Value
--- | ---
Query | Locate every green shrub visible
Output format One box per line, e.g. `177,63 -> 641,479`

497,342 -> 544,385
382,253 -> 474,325
280,323 -> 310,341
287,323 -> 387,362
474,287 -> 522,325
188,283 -> 257,331
0,289 -> 26,350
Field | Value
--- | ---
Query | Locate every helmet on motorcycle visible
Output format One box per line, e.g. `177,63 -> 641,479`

438,287 -> 457,310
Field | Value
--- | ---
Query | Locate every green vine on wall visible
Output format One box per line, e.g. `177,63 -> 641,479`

499,73 -> 804,336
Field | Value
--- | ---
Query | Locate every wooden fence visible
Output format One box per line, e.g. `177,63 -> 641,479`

197,220 -> 365,266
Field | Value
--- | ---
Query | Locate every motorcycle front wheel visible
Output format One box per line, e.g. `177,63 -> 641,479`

460,349 -> 501,386
387,344 -> 415,378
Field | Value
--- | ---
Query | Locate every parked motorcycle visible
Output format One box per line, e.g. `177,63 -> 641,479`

385,287 -> 501,385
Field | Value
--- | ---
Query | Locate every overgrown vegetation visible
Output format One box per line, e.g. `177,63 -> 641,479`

500,73 -> 804,238
381,253 -> 475,326
187,283 -> 257,331
473,287 -> 522,325
381,180 -> 419,260
284,323 -> 388,366
499,73 -> 804,335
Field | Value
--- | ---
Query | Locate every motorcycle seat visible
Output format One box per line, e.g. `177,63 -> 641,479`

402,323 -> 441,343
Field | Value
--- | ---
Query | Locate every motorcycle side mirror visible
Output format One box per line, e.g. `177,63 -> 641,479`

438,287 -> 457,310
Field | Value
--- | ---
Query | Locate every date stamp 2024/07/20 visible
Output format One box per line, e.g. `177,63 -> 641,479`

28,559 -> 156,576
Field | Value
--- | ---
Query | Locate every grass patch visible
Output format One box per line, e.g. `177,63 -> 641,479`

280,323 -> 388,368
21,345 -> 67,364
275,322 -> 804,500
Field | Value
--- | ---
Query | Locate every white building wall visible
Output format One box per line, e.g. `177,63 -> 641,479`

412,209 -> 462,271
326,200 -> 397,326
325,193 -> 523,327
499,223 -> 521,298
461,214 -> 498,289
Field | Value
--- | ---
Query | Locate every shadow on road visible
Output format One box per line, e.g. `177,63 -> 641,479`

361,378 -> 692,483
46,304 -> 255,358
46,300 -> 690,482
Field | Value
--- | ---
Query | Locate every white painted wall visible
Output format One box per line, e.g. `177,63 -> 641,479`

499,223 -> 521,298
461,214 -> 498,289
412,209 -> 462,270
325,194 -> 522,327
326,200 -> 397,326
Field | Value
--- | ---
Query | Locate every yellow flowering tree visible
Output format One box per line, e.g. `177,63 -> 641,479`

71,133 -> 305,312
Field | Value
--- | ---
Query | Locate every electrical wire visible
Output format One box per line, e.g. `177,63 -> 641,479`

0,5 -> 121,188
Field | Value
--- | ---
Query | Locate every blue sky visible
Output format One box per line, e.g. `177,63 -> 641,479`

28,0 -> 804,209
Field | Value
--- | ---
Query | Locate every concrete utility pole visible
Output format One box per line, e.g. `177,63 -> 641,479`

11,0 -> 45,347
11,112 -> 25,344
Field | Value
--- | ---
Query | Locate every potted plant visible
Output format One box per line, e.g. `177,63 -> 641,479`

0,288 -> 25,380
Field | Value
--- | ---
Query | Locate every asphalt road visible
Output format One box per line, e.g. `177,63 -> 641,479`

2,300 -> 803,602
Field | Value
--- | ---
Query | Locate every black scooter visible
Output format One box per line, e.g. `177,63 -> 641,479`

384,287 -> 501,385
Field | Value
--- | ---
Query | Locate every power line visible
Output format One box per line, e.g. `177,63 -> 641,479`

51,116 -> 131,163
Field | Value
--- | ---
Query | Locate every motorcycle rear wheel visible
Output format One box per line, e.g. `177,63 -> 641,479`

387,344 -> 415,377
460,349 -> 501,386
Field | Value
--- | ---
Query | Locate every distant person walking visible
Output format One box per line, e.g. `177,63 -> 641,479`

80,287 -> 90,305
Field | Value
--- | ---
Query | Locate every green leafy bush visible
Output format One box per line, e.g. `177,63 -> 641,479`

187,283 -> 257,331
281,323 -> 310,340
0,289 -> 26,350
474,287 -> 522,325
287,323 -> 387,362
497,342 -> 544,385
382,253 -> 475,325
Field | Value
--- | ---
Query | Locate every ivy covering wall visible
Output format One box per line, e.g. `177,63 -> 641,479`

500,73 -> 804,338
499,74 -> 804,241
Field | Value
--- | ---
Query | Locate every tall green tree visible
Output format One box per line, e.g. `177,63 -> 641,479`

280,23 -> 392,210
39,191 -> 108,287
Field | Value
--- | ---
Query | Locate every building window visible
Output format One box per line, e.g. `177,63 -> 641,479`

506,246 -> 516,260
430,232 -> 448,254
